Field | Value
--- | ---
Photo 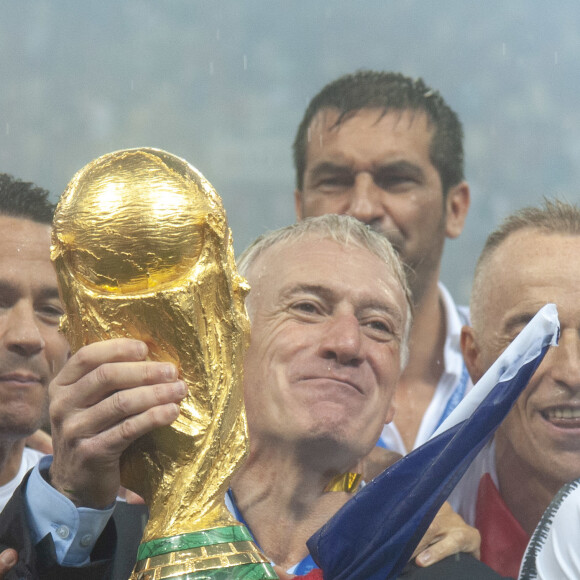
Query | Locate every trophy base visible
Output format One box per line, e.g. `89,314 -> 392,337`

131,525 -> 278,580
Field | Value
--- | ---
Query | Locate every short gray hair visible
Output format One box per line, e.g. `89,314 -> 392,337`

471,198 -> 580,330
238,214 -> 413,366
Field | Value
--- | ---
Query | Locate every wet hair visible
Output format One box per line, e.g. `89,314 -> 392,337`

293,70 -> 464,195
0,173 -> 55,224
470,198 -> 580,329
238,214 -> 413,366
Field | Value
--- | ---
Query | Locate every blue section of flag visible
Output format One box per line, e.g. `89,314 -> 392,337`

307,304 -> 559,580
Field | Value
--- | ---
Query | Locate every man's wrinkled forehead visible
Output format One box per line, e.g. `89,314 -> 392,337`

0,217 -> 52,265
245,234 -> 342,280
307,106 -> 433,140
244,234 -> 401,310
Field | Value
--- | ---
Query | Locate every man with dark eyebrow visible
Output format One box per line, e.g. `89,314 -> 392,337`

293,71 -> 471,462
449,200 -> 580,578
0,174 -> 69,569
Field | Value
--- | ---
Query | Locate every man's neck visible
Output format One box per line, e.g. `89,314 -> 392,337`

392,274 -> 447,451
0,438 -> 26,487
495,441 -> 560,536
231,441 -> 354,571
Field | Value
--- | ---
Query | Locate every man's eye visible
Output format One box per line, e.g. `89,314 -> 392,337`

364,319 -> 397,339
375,175 -> 415,191
292,302 -> 318,313
368,320 -> 389,332
37,304 -> 64,321
289,301 -> 326,318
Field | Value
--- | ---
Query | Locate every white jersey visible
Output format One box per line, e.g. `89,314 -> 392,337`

519,478 -> 580,580
0,447 -> 45,511
379,282 -> 472,455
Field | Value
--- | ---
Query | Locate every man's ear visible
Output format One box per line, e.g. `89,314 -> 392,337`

460,325 -> 485,384
384,404 -> 395,426
445,181 -> 470,239
294,189 -> 304,220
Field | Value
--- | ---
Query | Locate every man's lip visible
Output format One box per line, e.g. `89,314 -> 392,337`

0,372 -> 43,384
300,376 -> 364,394
541,406 -> 580,426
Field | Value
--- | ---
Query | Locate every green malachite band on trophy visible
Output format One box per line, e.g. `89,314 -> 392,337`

137,526 -> 255,561
162,563 -> 279,579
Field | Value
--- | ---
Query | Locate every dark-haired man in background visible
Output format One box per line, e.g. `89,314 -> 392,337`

293,71 -> 471,460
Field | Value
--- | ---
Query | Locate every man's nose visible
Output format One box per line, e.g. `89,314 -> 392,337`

2,302 -> 45,357
318,313 -> 363,366
347,173 -> 384,225
549,329 -> 580,391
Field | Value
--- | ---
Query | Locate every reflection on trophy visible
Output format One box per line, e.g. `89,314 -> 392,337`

52,148 -> 277,579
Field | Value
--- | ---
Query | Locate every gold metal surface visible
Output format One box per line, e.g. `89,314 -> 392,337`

51,148 -> 251,541
323,472 -> 362,493
134,540 -> 270,578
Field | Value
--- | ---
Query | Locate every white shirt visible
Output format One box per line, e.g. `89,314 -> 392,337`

519,478 -> 580,580
0,446 -> 44,512
379,283 -> 471,455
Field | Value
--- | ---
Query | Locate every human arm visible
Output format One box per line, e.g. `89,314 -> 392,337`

0,338 -> 185,578
0,467 -> 117,580
0,550 -> 17,579
361,447 -> 481,568
24,456 -> 114,566
412,501 -> 480,567
48,338 -> 186,510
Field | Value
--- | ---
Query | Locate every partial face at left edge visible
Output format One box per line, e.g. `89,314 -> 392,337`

0,216 -> 69,438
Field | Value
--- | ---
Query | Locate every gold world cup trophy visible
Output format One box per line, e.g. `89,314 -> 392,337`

51,148 -> 277,580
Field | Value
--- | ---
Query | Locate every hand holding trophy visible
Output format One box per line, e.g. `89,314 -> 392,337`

52,148 -> 277,579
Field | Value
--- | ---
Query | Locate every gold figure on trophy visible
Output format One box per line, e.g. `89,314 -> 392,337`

52,148 -> 277,579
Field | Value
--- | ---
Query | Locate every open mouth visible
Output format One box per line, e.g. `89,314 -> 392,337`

545,408 -> 580,419
542,407 -> 580,427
